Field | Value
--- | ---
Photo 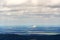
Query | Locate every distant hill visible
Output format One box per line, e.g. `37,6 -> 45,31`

0,27 -> 60,33
0,34 -> 60,40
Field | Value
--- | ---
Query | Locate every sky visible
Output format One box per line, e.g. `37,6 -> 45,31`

0,0 -> 60,26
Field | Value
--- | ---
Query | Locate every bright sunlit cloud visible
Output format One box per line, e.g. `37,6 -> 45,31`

49,0 -> 60,5
6,0 -> 28,5
31,0 -> 60,5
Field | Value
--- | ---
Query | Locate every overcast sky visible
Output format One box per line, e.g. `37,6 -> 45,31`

0,0 -> 60,26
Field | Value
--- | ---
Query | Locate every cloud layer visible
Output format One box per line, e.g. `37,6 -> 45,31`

0,0 -> 60,26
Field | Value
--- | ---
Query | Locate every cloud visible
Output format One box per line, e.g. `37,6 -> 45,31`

0,0 -> 60,26
6,0 -> 28,5
39,0 -> 60,6
0,7 -> 11,11
46,5 -> 60,8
